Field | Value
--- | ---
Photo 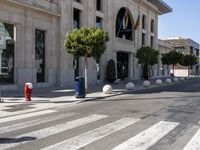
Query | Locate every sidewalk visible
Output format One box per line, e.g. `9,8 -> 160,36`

0,77 -> 171,118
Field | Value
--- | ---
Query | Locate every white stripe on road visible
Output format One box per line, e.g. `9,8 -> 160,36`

0,114 -> 107,149
183,128 -> 200,150
0,113 -> 76,134
112,121 -> 179,150
42,118 -> 140,150
0,110 -> 56,124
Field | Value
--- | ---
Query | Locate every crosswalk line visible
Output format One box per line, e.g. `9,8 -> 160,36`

0,114 -> 107,149
0,113 -> 76,134
112,121 -> 179,150
183,128 -> 200,150
42,118 -> 140,150
0,110 -> 56,124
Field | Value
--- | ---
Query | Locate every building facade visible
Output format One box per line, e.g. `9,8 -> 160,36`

164,37 -> 200,77
157,39 -> 172,77
0,0 -> 171,90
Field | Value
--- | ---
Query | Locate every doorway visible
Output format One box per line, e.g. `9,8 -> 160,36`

117,52 -> 129,79
35,29 -> 45,82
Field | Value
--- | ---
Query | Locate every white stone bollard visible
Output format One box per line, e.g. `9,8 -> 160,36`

173,77 -> 179,82
165,78 -> 171,83
103,85 -> 113,94
155,79 -> 162,85
125,82 -> 135,90
180,77 -> 185,81
143,80 -> 150,87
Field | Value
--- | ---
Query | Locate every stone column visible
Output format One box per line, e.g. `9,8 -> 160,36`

158,54 -> 162,76
128,53 -> 134,80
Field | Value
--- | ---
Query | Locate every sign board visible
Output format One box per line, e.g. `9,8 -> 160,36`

0,32 -> 6,49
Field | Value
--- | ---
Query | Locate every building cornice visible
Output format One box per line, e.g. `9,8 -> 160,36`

138,0 -> 160,15
147,0 -> 172,14
6,0 -> 61,17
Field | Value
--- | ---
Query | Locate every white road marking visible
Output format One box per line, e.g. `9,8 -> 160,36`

112,121 -> 179,150
0,114 -> 107,149
0,110 -> 56,124
183,128 -> 200,150
42,118 -> 140,150
0,113 -> 76,134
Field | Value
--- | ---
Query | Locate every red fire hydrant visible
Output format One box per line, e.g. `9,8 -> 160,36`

24,82 -> 33,101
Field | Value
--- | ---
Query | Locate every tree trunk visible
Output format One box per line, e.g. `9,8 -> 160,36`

143,63 -> 149,80
84,56 -> 88,92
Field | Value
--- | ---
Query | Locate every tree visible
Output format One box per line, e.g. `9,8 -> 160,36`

64,27 -> 109,91
181,54 -> 197,76
161,50 -> 184,76
136,46 -> 159,80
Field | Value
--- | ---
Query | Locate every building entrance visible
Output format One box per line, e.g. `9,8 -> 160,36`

0,22 -> 14,84
117,52 -> 129,79
35,29 -> 45,82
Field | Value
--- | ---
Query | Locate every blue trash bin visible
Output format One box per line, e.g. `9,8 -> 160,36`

74,77 -> 86,98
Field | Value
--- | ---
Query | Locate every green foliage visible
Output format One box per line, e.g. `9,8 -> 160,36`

161,50 -> 184,76
106,59 -> 116,83
181,54 -> 197,67
136,46 -> 159,80
161,53 -> 171,65
136,46 -> 159,65
64,27 -> 109,59
162,50 -> 183,66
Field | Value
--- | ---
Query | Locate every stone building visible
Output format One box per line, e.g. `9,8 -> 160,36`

0,0 -> 171,90
164,37 -> 200,77
157,39 -> 172,77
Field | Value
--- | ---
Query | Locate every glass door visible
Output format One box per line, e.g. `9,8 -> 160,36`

35,29 -> 45,82
0,22 -> 14,84
117,52 -> 129,79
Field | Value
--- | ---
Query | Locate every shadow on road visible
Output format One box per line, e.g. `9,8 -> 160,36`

0,136 -> 36,144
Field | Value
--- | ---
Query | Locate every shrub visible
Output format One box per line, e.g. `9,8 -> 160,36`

106,59 -> 116,83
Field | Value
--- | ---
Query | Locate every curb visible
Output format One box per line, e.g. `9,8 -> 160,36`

76,78 -> 191,104
0,78 -> 196,118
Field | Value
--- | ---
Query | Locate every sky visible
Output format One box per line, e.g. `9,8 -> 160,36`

158,0 -> 200,43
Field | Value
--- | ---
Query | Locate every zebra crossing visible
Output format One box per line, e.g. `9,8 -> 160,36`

0,110 -> 200,150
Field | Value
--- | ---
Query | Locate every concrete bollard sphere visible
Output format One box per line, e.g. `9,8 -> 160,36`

125,82 -> 135,90
165,78 -> 171,83
143,80 -> 150,87
173,77 -> 179,82
103,85 -> 113,94
180,77 -> 185,81
155,79 -> 162,85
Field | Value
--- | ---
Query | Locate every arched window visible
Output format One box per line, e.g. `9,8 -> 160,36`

151,19 -> 154,33
115,7 -> 133,41
142,15 -> 146,29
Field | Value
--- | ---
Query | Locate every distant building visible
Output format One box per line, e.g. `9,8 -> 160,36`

163,37 -> 200,77
0,0 -> 171,90
157,39 -> 173,76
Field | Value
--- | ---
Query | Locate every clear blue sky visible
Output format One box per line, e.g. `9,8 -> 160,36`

158,0 -> 200,43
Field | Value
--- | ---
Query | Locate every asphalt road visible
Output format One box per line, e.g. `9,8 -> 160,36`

1,79 -> 200,150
